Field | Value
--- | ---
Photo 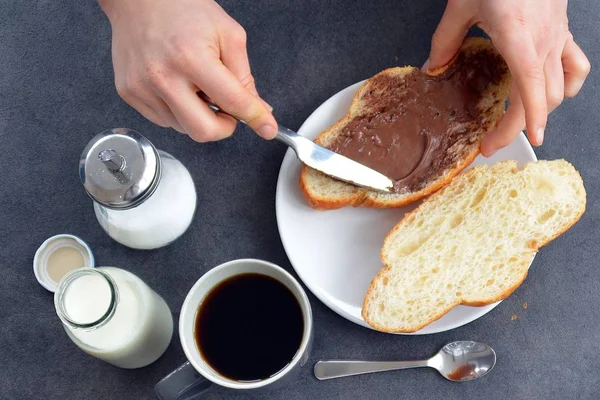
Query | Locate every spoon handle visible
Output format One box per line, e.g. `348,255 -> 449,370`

314,360 -> 429,380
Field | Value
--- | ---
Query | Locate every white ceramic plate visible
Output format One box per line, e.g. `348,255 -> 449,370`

275,81 -> 538,335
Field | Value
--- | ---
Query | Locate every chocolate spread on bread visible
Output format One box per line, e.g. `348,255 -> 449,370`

326,50 -> 507,193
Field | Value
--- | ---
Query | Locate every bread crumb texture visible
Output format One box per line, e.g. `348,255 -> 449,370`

362,159 -> 586,333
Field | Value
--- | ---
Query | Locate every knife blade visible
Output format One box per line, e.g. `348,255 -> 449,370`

275,126 -> 394,193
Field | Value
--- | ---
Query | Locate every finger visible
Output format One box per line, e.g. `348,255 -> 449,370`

134,86 -> 186,133
481,83 -> 526,156
493,32 -> 547,146
204,43 -> 273,112
158,79 -> 238,142
115,83 -> 170,128
184,55 -> 277,139
424,0 -> 474,71
220,30 -> 258,98
147,95 -> 186,134
562,36 -> 591,98
220,52 -> 273,112
126,95 -> 169,128
544,48 -> 565,114
220,25 -> 273,110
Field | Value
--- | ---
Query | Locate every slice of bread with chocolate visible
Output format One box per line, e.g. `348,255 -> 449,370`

299,37 -> 511,210
362,159 -> 586,333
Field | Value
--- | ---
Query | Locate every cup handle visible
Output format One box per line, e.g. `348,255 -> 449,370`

155,361 -> 213,400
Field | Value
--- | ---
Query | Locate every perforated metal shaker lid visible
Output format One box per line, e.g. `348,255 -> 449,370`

79,128 -> 161,210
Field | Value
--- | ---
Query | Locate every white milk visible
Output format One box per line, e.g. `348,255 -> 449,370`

94,154 -> 197,250
56,267 -> 173,369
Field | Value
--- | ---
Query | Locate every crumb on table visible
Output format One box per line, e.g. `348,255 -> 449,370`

511,314 -> 518,321
522,302 -> 528,309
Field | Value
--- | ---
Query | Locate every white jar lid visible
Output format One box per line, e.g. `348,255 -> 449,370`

33,234 -> 95,292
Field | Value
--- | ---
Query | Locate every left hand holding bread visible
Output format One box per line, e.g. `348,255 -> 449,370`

424,0 -> 591,156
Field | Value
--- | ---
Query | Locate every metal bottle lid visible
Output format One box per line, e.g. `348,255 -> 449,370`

79,128 -> 161,210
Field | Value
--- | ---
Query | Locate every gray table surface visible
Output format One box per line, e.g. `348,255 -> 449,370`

1,0 -> 599,399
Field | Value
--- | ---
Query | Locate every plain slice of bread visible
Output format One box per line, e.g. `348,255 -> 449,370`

300,37 -> 511,210
362,159 -> 586,333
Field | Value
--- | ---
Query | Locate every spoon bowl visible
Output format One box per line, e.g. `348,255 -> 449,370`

314,340 -> 496,382
431,341 -> 496,382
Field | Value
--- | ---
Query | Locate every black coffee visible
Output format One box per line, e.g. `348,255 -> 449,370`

194,273 -> 304,381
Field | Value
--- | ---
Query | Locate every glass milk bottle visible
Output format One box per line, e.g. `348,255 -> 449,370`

79,128 -> 197,250
54,267 -> 173,369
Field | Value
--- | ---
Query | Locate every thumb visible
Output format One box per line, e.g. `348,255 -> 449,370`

424,1 -> 475,71
190,59 -> 278,140
219,40 -> 276,137
237,74 -> 274,113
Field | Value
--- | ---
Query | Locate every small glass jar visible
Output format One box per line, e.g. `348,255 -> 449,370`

54,267 -> 173,369
79,128 -> 197,250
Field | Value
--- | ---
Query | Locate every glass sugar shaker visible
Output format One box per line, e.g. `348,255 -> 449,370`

79,128 -> 197,250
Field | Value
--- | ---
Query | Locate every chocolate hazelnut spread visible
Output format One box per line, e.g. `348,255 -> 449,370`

326,50 -> 507,193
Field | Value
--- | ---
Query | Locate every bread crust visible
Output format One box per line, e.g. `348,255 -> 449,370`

299,37 -> 510,210
361,160 -> 587,333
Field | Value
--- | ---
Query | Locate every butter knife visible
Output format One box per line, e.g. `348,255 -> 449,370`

206,103 -> 394,193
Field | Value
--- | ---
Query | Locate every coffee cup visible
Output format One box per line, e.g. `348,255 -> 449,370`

155,259 -> 313,398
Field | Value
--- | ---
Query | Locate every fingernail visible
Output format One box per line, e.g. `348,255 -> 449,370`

261,100 -> 274,112
258,124 -> 277,139
421,58 -> 431,72
535,127 -> 545,146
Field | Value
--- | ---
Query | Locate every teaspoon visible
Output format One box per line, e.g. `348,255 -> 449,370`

314,340 -> 496,382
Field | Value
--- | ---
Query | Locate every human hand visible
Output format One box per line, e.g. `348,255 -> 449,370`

98,0 -> 277,142
424,0 -> 591,156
